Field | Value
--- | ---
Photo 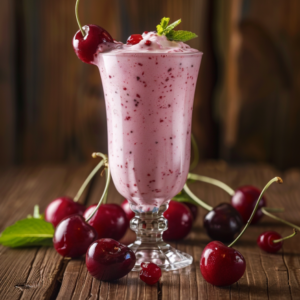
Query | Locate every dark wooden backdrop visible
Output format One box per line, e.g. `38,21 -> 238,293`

1,0 -> 300,170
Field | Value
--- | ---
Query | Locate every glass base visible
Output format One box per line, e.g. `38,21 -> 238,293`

129,240 -> 193,271
129,203 -> 193,271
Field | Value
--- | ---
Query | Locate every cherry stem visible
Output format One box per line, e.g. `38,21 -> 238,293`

73,159 -> 105,202
183,183 -> 213,211
75,0 -> 85,37
261,207 -> 300,231
33,205 -> 40,218
188,173 -> 235,196
101,167 -> 109,204
85,153 -> 111,223
189,134 -> 199,171
273,228 -> 297,244
228,176 -> 283,248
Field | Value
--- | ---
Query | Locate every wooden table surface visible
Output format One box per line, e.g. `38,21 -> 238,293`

0,161 -> 300,299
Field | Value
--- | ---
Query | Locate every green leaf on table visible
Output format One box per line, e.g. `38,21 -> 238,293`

0,218 -> 54,248
166,30 -> 198,42
173,189 -> 198,205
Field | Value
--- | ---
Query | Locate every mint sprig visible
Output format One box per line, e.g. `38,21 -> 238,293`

0,205 -> 54,248
166,30 -> 198,42
156,17 -> 197,42
156,17 -> 170,35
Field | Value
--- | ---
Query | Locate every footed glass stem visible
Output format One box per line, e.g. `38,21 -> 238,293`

128,203 -> 193,271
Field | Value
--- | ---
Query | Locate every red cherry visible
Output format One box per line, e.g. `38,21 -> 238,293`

73,24 -> 114,64
86,238 -> 136,281
45,197 -> 85,227
163,200 -> 193,240
231,186 -> 266,224
184,202 -> 198,221
140,262 -> 162,285
203,203 -> 243,242
257,231 -> 283,253
200,241 -> 246,286
127,34 -> 143,45
145,40 -> 151,46
83,204 -> 129,241
121,199 -> 135,221
53,215 -> 97,258
144,31 -> 149,34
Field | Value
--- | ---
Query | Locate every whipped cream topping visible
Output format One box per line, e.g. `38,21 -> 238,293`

95,31 -> 199,56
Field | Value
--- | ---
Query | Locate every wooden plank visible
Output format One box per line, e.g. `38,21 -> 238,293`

0,164 -> 95,300
0,0 -> 16,166
215,0 -> 300,169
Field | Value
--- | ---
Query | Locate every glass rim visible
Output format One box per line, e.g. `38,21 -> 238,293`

101,51 -> 203,57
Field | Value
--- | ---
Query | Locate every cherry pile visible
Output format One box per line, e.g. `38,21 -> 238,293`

46,151 -> 162,284
200,177 -> 283,286
184,174 -> 269,242
47,152 -> 136,281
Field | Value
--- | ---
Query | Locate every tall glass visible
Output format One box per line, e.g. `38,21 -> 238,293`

97,52 -> 202,271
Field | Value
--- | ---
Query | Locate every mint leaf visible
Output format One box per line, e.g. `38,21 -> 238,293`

163,19 -> 181,35
173,189 -> 198,205
166,30 -> 198,42
0,218 -> 54,248
157,17 -> 170,35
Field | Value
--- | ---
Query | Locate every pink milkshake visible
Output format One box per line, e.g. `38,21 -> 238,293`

95,31 -> 202,271
96,32 -> 202,213
72,9 -> 203,272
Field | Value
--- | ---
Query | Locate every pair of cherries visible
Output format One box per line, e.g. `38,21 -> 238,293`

86,238 -> 161,284
121,199 -> 196,241
184,174 -> 267,243
46,196 -> 129,257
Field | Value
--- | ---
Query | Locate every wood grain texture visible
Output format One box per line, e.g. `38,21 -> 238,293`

0,164 -> 95,300
215,0 -> 300,169
0,0 -> 16,166
0,163 -> 300,299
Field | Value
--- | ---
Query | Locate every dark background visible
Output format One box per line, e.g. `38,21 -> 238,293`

1,0 -> 300,170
